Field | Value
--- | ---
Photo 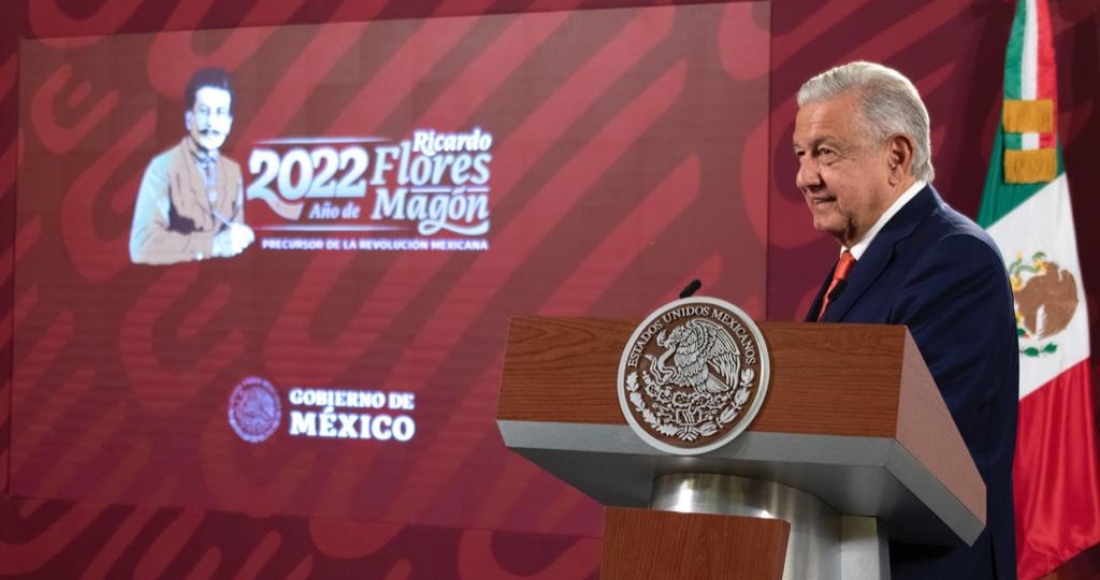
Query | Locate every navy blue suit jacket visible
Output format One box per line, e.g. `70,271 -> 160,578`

806,185 -> 1019,580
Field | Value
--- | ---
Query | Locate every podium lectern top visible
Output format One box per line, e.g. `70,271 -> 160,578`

497,316 -> 985,546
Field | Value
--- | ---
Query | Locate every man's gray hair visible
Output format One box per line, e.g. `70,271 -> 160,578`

797,61 -> 934,182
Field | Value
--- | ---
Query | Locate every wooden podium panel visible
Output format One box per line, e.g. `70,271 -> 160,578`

497,316 -> 986,546
602,508 -> 790,580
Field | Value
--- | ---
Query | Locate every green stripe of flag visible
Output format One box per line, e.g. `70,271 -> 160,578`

1004,0 -> 1027,101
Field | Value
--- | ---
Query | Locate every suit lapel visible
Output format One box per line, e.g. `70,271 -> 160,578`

819,185 -> 942,322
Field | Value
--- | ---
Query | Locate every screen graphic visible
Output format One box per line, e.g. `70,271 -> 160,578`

247,128 -> 494,254
13,3 -> 771,539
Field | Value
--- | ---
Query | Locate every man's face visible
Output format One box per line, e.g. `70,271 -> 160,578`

186,86 -> 233,153
792,92 -> 895,247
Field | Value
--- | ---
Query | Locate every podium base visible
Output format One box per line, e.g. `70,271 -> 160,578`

601,507 -> 790,580
649,474 -> 890,580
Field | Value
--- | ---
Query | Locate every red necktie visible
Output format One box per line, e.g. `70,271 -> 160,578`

818,250 -> 855,321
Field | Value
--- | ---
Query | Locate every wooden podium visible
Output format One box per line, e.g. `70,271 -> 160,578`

496,316 -> 985,580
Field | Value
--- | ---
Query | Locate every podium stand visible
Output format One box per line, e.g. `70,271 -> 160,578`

497,316 -> 985,580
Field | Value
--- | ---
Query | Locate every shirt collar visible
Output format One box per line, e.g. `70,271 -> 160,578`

845,180 -> 926,259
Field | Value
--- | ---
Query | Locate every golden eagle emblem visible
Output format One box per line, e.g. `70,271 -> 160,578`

645,318 -> 739,394
618,297 -> 770,455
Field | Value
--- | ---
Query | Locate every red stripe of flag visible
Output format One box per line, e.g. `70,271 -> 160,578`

1014,359 -> 1100,579
1034,0 -> 1057,149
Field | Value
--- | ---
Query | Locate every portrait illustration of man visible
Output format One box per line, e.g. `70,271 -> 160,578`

129,67 -> 255,265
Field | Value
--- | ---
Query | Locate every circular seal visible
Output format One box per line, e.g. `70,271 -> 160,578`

617,297 -> 770,455
228,377 -> 282,443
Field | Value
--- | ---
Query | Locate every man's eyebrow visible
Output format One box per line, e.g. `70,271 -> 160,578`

793,137 -> 824,152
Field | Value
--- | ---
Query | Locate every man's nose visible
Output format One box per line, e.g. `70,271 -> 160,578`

795,157 -> 822,192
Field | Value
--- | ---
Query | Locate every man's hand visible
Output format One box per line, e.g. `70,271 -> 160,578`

213,223 -> 255,257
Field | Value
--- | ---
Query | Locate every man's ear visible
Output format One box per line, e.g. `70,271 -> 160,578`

185,110 -> 193,131
886,133 -> 915,184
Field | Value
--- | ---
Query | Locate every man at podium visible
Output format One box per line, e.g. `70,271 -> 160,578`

793,61 -> 1019,580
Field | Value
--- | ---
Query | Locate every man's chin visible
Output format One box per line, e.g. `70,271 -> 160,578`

812,217 -> 845,240
811,213 -> 835,231
196,137 -> 226,152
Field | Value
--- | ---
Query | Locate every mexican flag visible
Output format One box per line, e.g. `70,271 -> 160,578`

977,0 -> 1100,578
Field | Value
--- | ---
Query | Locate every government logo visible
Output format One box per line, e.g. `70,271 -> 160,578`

618,297 -> 770,455
228,377 -> 282,443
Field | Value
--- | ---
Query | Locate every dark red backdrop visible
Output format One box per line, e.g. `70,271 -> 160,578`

2,1 -> 1099,579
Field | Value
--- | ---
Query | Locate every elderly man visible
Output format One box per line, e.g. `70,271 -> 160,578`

794,61 -> 1018,579
130,67 -> 254,265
